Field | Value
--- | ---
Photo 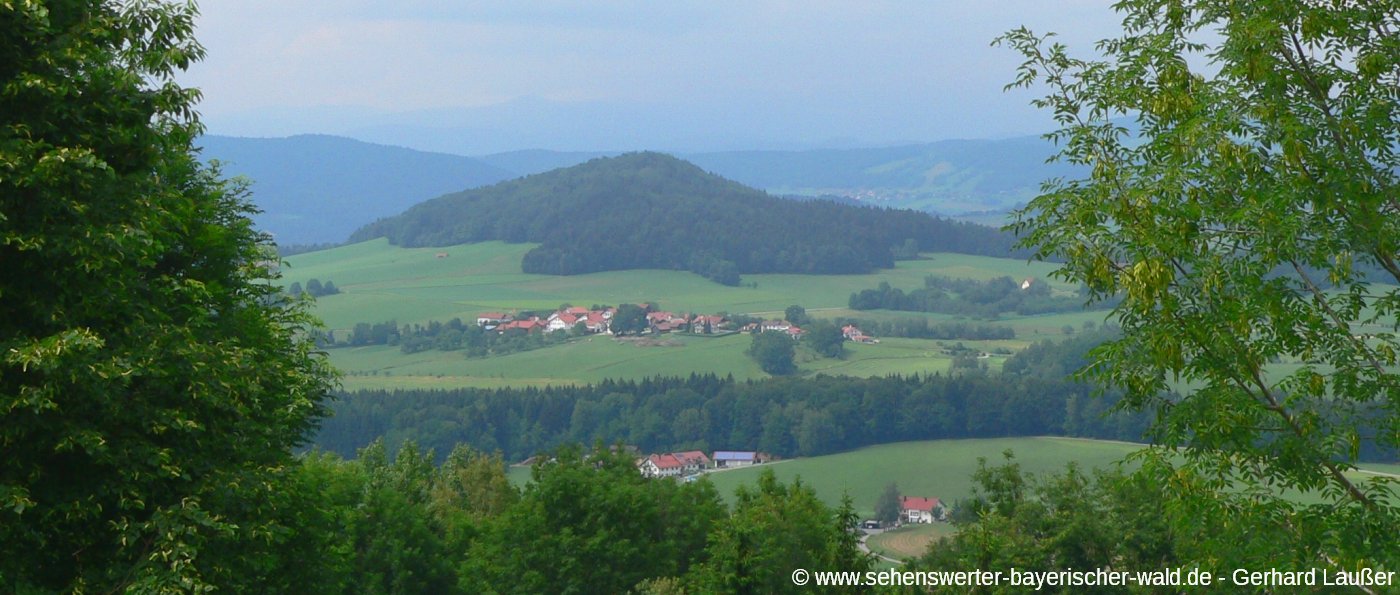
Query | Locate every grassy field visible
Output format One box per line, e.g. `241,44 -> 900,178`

867,523 -> 959,561
287,239 -> 1101,389
333,334 -> 764,390
698,437 -> 1397,517
285,239 -> 1073,330
331,333 -> 972,391
702,437 -> 1145,519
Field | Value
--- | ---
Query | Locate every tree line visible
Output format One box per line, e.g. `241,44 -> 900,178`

349,152 -> 1026,285
315,332 -> 1159,462
329,317 -> 569,358
287,278 -> 341,298
848,275 -> 1113,317
829,316 -> 1016,341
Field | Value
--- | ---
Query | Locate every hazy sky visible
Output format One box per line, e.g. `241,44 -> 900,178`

184,1 -> 1126,152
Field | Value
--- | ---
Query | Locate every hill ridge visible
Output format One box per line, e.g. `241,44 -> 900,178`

350,152 -> 1020,284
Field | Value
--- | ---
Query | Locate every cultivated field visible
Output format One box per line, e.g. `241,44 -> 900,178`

867,523 -> 959,561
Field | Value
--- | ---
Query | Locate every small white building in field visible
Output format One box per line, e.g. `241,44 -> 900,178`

901,496 -> 943,524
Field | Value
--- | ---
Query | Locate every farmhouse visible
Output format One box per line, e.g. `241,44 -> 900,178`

900,496 -> 943,524
639,450 -> 711,477
639,454 -> 685,478
842,324 -> 877,344
692,315 -> 728,332
546,312 -> 583,332
498,317 -> 544,333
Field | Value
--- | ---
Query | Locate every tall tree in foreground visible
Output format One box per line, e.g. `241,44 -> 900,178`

999,0 -> 1397,571
0,2 -> 333,591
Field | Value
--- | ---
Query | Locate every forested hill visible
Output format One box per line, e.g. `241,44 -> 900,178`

349,152 -> 1021,284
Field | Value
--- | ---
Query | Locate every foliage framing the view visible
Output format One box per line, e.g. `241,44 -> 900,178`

0,2 -> 333,591
999,0 -> 1398,570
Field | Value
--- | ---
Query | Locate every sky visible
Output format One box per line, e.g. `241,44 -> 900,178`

183,1 -> 1126,154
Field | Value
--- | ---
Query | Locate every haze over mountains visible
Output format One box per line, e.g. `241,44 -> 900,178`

200,132 -> 1083,245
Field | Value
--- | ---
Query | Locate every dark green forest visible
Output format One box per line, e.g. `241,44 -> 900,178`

317,329 -> 1398,466
349,152 -> 1023,284
315,332 -> 1154,462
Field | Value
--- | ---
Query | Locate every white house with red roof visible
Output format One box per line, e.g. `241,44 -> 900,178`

901,496 -> 943,524
639,450 -> 713,477
639,454 -> 685,478
547,312 -> 582,332
841,324 -> 877,344
584,312 -> 609,333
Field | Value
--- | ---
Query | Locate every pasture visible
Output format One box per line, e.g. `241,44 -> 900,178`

289,239 -> 1102,388
330,334 -> 974,391
701,437 -> 1145,519
284,239 -> 1073,330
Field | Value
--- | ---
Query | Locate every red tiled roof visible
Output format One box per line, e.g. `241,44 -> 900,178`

673,450 -> 711,466
649,454 -> 683,469
901,496 -> 941,512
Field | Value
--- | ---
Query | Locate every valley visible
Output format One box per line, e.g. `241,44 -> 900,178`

286,239 -> 1107,389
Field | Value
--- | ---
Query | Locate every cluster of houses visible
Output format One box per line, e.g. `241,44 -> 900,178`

477,307 -> 613,334
638,450 -> 770,478
477,306 -> 880,344
476,307 -> 736,336
738,319 -> 806,339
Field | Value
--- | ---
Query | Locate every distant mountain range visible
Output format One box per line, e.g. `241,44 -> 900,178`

196,135 -> 514,244
199,133 -> 1084,245
350,152 -> 1021,284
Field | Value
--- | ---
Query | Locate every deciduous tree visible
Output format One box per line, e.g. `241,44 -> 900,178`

999,0 -> 1400,570
748,331 -> 797,375
0,2 -> 333,590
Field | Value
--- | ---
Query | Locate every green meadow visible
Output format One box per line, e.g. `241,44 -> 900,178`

699,437 -> 1398,520
289,239 -> 1103,388
702,437 -> 1144,519
284,239 -> 1072,330
331,334 -> 970,391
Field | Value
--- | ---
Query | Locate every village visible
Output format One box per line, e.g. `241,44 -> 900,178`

475,304 -> 879,344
